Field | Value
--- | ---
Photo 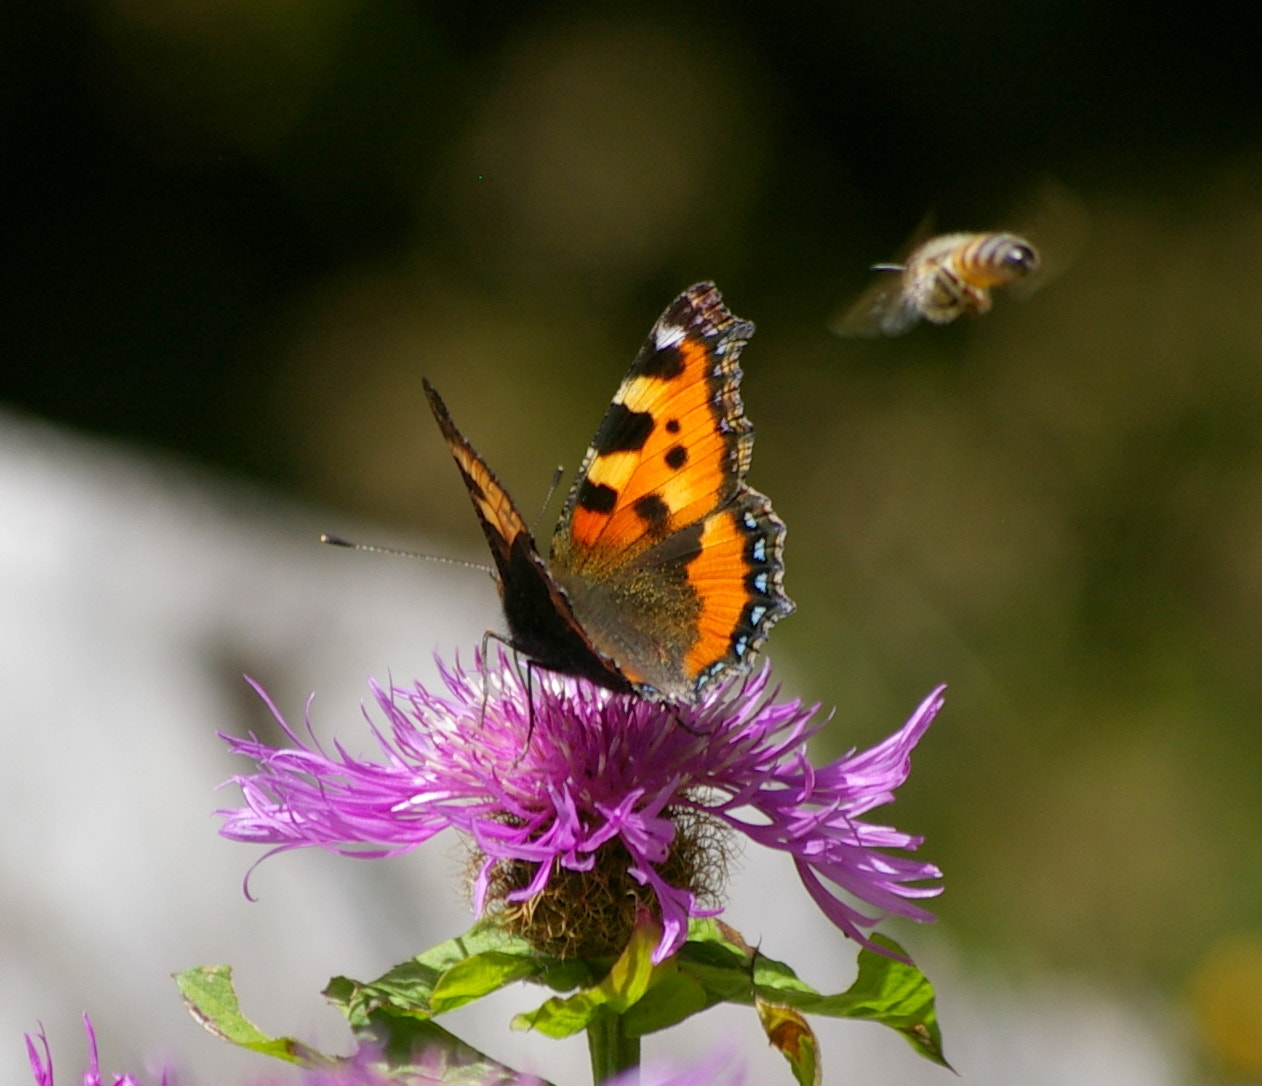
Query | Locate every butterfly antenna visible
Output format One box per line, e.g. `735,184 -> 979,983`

530,465 -> 566,536
870,262 -> 906,272
320,534 -> 493,574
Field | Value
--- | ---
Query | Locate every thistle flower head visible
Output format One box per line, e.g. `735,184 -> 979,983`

221,654 -> 942,962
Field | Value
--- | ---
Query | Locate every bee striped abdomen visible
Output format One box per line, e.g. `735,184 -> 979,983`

909,231 -> 1040,325
954,233 -> 1040,289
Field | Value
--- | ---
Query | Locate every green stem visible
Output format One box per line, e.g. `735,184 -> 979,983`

587,1007 -> 640,1085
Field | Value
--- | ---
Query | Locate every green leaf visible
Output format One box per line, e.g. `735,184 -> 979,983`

589,911 -> 661,1013
328,917 -> 948,1071
620,971 -> 710,1037
824,934 -> 950,1067
359,1012 -> 559,1085
676,919 -> 816,1000
667,924 -> 816,1022
754,935 -> 951,1069
750,952 -> 819,997
176,960 -> 559,1083
362,1013 -> 471,1064
430,951 -> 552,1014
756,996 -> 822,1086
174,965 -> 321,1064
325,921 -> 582,1027
670,922 -> 950,1068
514,911 -> 664,1038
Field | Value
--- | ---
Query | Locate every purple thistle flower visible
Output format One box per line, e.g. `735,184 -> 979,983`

605,1051 -> 744,1086
27,1018 -> 738,1086
25,1018 -> 543,1086
219,655 -> 943,962
26,1016 -> 163,1086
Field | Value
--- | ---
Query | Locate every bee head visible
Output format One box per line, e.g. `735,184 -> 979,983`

1005,241 -> 1041,276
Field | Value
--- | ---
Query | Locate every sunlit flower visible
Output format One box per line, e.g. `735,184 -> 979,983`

220,655 -> 943,962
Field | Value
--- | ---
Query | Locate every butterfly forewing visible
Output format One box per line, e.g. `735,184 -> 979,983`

423,380 -> 532,579
423,379 -> 634,693
548,283 -> 793,701
552,283 -> 754,573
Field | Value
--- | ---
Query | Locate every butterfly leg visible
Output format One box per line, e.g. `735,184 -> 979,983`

475,627 -> 540,760
520,660 -> 540,759
477,627 -> 524,731
661,700 -> 705,737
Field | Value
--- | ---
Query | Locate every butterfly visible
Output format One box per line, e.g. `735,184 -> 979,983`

424,281 -> 794,705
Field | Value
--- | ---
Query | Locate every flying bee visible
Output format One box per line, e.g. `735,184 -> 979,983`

831,231 -> 1041,338
832,179 -> 1089,339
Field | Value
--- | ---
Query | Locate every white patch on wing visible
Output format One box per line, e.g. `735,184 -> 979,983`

653,320 -> 686,351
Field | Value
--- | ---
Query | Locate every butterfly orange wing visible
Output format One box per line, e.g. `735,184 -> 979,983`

549,283 -> 793,702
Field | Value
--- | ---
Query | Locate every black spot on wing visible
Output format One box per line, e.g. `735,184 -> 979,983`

633,493 -> 670,536
665,418 -> 681,434
664,445 -> 688,470
578,479 -> 618,514
639,344 -> 685,380
593,402 -> 654,454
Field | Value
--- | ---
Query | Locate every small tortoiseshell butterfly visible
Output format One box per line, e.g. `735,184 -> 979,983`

424,282 -> 793,704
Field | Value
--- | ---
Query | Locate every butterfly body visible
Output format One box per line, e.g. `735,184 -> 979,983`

424,282 -> 792,704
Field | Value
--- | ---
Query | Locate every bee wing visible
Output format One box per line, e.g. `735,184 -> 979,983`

829,268 -> 921,338
1002,177 -> 1091,301
829,210 -> 938,338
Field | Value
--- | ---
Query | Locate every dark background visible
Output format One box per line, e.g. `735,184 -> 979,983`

7,2 -> 1262,1077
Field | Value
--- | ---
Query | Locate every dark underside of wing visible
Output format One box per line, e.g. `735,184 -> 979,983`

424,378 -> 633,695
499,533 -> 635,694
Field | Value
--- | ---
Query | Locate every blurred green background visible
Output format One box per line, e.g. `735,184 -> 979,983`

6,1 -> 1262,1077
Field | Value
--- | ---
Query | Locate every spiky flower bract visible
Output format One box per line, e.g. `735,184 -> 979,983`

26,1019 -> 546,1086
220,654 -> 943,962
27,1016 -> 160,1086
